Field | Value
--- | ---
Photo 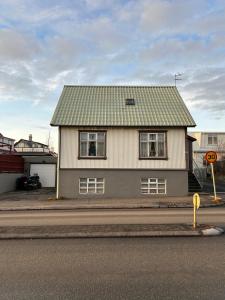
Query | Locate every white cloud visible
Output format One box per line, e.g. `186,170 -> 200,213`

0,29 -> 39,61
180,67 -> 225,115
0,0 -> 225,140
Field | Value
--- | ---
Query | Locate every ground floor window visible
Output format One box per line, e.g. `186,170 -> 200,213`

79,178 -> 104,194
141,178 -> 166,194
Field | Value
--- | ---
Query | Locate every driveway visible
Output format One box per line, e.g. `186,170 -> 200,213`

0,188 -> 56,201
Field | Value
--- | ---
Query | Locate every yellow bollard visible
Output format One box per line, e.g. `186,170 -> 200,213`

193,193 -> 200,229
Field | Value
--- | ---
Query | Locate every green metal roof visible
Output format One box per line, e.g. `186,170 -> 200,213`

50,85 -> 196,127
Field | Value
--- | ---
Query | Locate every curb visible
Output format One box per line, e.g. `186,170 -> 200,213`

0,202 -> 224,212
0,226 -> 223,239
0,231 -> 202,239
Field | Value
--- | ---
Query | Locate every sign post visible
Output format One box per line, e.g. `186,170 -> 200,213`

205,151 -> 220,202
193,193 -> 200,229
210,162 -> 217,201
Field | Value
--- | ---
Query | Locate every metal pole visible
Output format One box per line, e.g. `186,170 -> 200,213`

193,204 -> 196,229
211,163 -> 217,201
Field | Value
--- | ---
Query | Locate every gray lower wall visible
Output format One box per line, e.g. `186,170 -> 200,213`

0,173 -> 23,194
58,169 -> 188,199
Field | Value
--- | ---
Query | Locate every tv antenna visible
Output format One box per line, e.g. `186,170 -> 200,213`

174,73 -> 182,86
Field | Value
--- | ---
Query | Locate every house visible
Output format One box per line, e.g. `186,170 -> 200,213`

15,134 -> 49,153
15,134 -> 57,188
0,132 -> 15,153
188,132 -> 225,168
188,131 -> 225,181
51,85 -> 196,199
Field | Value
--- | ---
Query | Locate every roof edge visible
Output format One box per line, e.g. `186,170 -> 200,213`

63,84 -> 177,88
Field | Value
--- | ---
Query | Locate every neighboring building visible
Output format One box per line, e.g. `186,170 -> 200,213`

188,132 -> 225,168
15,134 -> 49,153
15,134 -> 57,188
51,85 -> 196,199
0,132 -> 15,153
0,133 -> 23,194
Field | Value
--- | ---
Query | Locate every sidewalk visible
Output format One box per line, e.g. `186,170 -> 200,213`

0,190 -> 224,239
0,190 -> 224,211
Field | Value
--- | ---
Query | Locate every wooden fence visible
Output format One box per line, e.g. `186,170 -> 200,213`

0,154 -> 24,173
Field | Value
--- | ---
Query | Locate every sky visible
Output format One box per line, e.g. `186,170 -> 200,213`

0,0 -> 225,151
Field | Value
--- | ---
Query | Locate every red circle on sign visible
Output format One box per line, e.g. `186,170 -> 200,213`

205,151 -> 217,163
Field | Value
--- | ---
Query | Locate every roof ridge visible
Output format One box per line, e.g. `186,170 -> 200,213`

63,85 -> 176,88
15,139 -> 48,147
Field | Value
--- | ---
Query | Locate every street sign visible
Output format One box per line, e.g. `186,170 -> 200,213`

193,193 -> 200,209
204,151 -> 221,202
205,151 -> 217,164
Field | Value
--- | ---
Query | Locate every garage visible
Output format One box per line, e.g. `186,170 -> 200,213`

30,164 -> 56,187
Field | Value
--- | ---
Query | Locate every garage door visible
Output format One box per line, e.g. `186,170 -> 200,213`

30,164 -> 56,187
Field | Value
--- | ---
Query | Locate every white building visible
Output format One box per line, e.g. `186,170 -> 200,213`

188,132 -> 225,168
0,133 -> 15,153
51,85 -> 196,199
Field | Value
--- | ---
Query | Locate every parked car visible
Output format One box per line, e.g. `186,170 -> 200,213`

16,174 -> 42,190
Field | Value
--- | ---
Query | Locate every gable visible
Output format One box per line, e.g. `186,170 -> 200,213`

15,139 -> 48,148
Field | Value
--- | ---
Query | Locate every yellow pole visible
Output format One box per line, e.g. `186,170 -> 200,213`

211,163 -> 217,201
193,201 -> 196,229
193,204 -> 196,229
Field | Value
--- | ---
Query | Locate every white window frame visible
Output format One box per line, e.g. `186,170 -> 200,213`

208,134 -> 218,145
79,178 -> 105,194
79,131 -> 106,158
141,178 -> 167,195
139,132 -> 167,159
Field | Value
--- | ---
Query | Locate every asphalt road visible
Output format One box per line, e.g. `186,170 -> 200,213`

0,207 -> 225,227
0,237 -> 225,300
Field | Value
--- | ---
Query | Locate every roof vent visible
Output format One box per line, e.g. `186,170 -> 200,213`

125,98 -> 135,106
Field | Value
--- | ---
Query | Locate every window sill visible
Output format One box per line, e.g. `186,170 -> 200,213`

78,156 -> 107,160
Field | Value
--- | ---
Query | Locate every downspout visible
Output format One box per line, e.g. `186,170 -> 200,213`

56,126 -> 61,199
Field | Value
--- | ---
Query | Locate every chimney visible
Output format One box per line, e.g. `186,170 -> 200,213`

29,134 -> 32,141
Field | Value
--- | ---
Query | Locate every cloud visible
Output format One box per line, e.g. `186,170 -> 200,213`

181,68 -> 225,114
0,29 -> 39,61
0,0 -> 225,141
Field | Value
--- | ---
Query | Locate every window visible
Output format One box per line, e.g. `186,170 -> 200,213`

79,132 -> 106,158
139,132 -> 166,158
208,134 -> 217,145
141,178 -> 166,194
125,98 -> 135,105
79,178 -> 104,194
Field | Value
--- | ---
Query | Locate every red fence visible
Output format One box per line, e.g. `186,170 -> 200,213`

0,154 -> 24,173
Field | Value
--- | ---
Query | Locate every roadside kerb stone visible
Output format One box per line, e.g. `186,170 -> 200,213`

0,224 -> 223,239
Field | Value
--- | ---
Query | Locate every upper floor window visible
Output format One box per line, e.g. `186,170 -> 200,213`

139,131 -> 167,159
79,131 -> 106,158
208,134 -> 217,145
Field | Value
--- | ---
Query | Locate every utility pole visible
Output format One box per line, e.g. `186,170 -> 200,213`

47,130 -> 51,148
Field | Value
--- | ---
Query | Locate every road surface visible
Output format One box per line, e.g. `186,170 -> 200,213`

0,207 -> 225,227
0,237 -> 225,300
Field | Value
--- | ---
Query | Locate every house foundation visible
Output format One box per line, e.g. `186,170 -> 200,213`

58,169 -> 188,199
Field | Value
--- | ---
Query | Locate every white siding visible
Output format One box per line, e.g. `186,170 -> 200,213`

60,128 -> 186,169
190,132 -> 225,151
201,132 -> 225,150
